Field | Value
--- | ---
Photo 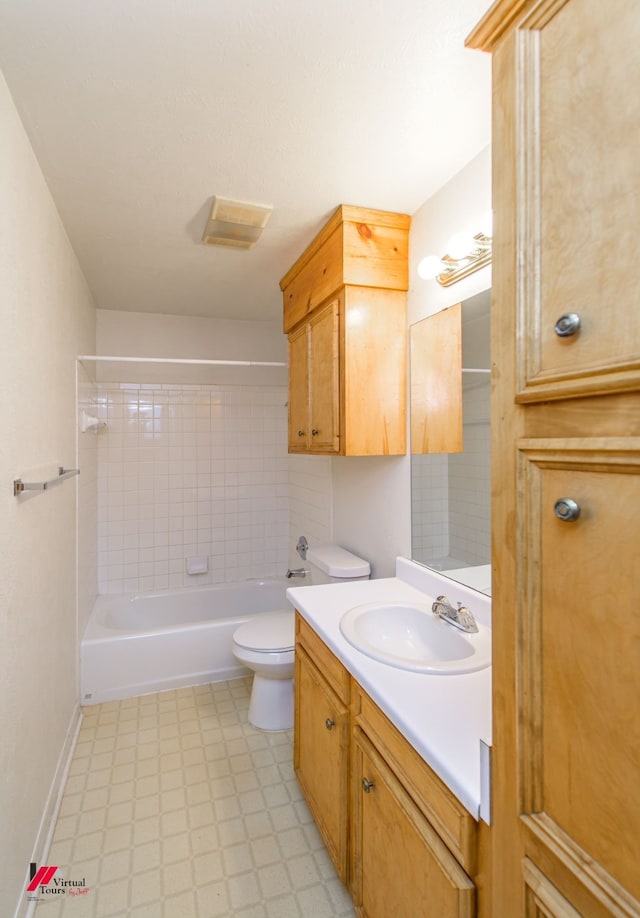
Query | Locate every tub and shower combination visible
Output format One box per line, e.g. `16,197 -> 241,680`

81,579 -> 290,705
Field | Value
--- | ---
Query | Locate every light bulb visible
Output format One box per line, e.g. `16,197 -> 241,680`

480,209 -> 493,238
417,255 -> 442,280
446,232 -> 474,261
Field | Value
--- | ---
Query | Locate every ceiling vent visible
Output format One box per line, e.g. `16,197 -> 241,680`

202,196 -> 273,249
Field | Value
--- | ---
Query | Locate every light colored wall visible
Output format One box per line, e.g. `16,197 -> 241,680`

0,71 -> 96,911
96,308 -> 287,388
329,146 -> 492,578
408,145 -> 492,326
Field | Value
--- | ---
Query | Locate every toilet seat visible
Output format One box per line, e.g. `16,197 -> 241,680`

233,611 -> 294,653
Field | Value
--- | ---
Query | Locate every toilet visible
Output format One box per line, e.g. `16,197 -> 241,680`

232,544 -> 370,731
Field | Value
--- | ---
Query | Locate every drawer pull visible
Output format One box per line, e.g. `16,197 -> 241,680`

554,498 -> 581,522
554,313 -> 581,337
325,718 -> 335,730
297,429 -> 305,437
311,428 -> 319,436
362,778 -> 375,794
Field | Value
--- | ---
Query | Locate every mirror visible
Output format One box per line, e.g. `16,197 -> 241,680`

410,289 -> 491,594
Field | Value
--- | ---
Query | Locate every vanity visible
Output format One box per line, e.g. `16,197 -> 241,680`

287,558 -> 492,917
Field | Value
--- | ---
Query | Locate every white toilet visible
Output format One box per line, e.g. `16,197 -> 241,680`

232,544 -> 370,731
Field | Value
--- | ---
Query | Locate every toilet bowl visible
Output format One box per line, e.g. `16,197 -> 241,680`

232,544 -> 370,731
232,611 -> 295,732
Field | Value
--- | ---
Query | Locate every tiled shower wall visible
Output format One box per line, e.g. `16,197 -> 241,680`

410,454 -> 449,564
449,378 -> 490,565
97,383 -> 289,594
77,364 -> 99,631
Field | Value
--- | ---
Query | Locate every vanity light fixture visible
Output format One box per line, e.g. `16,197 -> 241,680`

418,213 -> 493,287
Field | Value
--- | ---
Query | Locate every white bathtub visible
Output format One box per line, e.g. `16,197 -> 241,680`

81,579 -> 291,705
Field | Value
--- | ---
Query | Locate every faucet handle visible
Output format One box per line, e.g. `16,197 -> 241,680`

456,603 -> 479,633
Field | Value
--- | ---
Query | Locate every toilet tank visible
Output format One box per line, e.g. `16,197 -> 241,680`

306,544 -> 371,585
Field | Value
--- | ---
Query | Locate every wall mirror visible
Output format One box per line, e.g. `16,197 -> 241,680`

410,288 -> 491,594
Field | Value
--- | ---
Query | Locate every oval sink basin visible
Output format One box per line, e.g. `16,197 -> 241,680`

339,602 -> 491,674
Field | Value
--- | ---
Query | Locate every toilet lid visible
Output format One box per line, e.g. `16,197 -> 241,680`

234,611 -> 295,652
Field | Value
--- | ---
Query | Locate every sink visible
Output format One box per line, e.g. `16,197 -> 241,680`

339,601 -> 491,674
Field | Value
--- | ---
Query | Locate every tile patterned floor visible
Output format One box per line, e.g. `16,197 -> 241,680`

35,679 -> 356,917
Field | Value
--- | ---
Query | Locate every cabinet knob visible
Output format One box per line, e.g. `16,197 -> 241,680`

554,498 -> 581,522
325,718 -> 335,730
554,313 -> 581,337
297,429 -> 305,437
362,778 -> 375,794
311,428 -> 319,436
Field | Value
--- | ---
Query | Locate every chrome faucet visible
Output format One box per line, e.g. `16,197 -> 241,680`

286,568 -> 309,579
432,595 -> 479,633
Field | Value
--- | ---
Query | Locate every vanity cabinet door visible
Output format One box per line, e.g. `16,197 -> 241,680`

352,729 -> 475,918
294,644 -> 349,880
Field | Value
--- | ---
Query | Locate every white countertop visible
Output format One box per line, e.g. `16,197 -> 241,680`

286,557 -> 492,820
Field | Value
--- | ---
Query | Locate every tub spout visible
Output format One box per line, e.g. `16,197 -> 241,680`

286,568 -> 309,579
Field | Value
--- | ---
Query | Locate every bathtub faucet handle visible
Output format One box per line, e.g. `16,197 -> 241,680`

286,568 -> 310,579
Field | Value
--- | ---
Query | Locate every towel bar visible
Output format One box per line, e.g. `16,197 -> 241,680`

13,466 -> 80,496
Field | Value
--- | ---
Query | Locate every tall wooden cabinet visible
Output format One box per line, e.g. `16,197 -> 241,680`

280,205 -> 410,456
468,2 -> 640,915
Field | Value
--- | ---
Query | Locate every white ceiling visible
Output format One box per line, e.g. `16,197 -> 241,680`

0,0 -> 491,323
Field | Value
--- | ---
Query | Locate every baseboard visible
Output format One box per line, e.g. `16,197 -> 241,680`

13,704 -> 83,918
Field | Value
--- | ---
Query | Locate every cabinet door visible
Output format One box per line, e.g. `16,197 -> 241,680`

294,645 -> 349,880
308,299 -> 340,453
512,0 -> 640,403
288,323 -> 310,451
516,444 -> 640,915
352,730 -> 475,918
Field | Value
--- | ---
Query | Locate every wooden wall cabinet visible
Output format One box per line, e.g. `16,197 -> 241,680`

294,614 -> 485,915
281,205 -> 410,456
468,1 -> 640,915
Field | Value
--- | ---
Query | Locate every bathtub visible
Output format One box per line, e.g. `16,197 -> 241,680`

81,579 -> 291,705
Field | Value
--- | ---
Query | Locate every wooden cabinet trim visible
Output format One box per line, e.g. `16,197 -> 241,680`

279,204 -> 410,292
467,0 -> 570,51
523,858 -> 583,918
295,614 -> 350,703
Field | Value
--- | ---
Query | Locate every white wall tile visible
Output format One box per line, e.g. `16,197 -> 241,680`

97,384 -> 289,592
